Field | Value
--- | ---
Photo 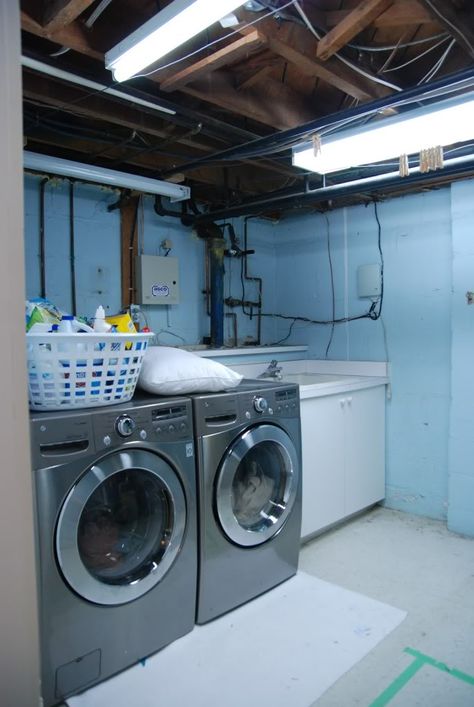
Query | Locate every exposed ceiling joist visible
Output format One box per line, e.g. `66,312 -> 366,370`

182,70 -> 314,129
22,72 -> 296,181
21,10 -> 102,58
418,0 -> 474,59
42,0 -> 96,32
160,30 -> 267,93
264,34 -> 390,100
317,0 -> 394,61
326,1 -> 433,28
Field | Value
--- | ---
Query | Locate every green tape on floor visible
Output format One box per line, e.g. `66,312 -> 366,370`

369,647 -> 474,706
404,647 -> 474,686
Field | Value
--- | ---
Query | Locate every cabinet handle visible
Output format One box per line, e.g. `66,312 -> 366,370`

339,398 -> 345,407
347,396 -> 352,405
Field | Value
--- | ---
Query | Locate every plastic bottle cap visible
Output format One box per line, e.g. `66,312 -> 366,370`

61,315 -> 74,320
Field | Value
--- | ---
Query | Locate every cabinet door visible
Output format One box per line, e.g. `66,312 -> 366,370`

300,395 -> 345,539
344,386 -> 385,517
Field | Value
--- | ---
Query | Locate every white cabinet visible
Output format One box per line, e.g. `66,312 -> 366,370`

300,385 -> 386,540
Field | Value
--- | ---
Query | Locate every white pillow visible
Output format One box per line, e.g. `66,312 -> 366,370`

138,346 -> 243,395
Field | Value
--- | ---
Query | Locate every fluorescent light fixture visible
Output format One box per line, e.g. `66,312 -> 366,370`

21,56 -> 176,116
292,92 -> 474,174
24,152 -> 191,202
105,0 -> 247,83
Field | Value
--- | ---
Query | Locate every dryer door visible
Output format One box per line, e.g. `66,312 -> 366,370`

215,424 -> 300,547
56,449 -> 186,605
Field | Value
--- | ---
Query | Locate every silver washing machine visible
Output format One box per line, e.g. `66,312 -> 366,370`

191,380 -> 302,624
30,396 -> 197,707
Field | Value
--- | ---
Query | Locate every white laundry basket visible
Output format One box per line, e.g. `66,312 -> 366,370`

26,332 -> 153,411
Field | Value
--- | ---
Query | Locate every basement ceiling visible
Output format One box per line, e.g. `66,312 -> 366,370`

20,0 -> 474,216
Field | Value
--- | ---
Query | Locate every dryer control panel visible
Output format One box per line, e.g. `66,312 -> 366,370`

193,383 -> 300,436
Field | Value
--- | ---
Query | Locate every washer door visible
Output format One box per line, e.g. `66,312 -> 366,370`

56,449 -> 186,605
216,424 -> 299,547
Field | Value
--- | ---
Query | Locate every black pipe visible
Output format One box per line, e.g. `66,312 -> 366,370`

192,157 -> 474,221
39,177 -> 48,298
159,67 -> 474,179
154,195 -> 185,220
243,217 -> 262,345
69,181 -> 77,315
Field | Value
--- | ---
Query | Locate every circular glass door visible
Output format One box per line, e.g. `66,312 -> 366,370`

56,449 -> 186,605
215,424 -> 299,547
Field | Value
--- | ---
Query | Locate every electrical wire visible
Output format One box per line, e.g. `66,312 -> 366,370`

418,38 -> 457,84
293,1 -> 402,92
348,32 -> 449,52
422,0 -> 474,55
132,0 -> 298,80
261,199 -> 385,334
324,213 -> 335,358
382,35 -> 451,73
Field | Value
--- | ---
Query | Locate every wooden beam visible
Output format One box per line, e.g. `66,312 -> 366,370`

238,15 -> 390,100
23,75 -> 297,181
21,11 -> 102,59
42,0 -> 96,32
160,30 -> 267,92
317,0 -> 394,61
418,0 -> 474,59
326,1 -> 434,28
237,66 -> 273,91
181,69 -> 314,129
121,196 -> 140,309
265,34 -> 390,100
22,72 -> 213,153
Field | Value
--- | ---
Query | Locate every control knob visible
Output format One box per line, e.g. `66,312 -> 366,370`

253,396 -> 268,414
116,414 -> 136,438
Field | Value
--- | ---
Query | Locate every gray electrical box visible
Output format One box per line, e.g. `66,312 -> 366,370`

135,255 -> 180,305
357,263 -> 381,298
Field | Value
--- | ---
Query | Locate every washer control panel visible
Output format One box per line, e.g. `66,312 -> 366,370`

93,401 -> 192,450
115,414 -> 136,438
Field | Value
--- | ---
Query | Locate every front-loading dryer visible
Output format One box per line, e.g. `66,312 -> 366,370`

191,380 -> 302,624
30,396 -> 197,707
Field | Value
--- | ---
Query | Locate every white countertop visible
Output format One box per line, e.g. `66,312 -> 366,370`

228,359 -> 389,400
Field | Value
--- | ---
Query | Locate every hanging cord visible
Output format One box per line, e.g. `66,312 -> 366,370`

133,0 -> 298,79
262,201 -> 385,336
293,1 -> 402,92
324,213 -> 335,358
373,201 -> 384,321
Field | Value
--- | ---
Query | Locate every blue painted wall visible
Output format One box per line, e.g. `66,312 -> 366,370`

24,175 -> 278,345
24,172 -> 474,532
448,180 -> 474,536
272,189 -> 453,522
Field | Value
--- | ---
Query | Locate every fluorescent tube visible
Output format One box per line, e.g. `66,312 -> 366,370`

24,152 -> 191,202
292,92 -> 474,174
105,0 -> 246,83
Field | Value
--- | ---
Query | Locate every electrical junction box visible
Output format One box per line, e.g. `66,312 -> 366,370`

135,255 -> 180,305
357,263 -> 381,298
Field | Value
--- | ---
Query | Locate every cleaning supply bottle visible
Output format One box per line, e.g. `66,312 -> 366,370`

93,305 -> 112,332
58,315 -> 75,333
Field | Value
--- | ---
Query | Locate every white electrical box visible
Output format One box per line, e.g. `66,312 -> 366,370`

135,255 -> 180,305
357,263 -> 381,298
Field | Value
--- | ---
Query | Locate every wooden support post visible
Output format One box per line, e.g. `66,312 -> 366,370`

120,195 -> 140,309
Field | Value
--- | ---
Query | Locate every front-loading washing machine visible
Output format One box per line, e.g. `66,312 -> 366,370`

191,380 -> 302,624
30,396 -> 197,707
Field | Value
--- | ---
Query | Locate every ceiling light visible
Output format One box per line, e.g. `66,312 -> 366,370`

24,152 -> 191,201
105,0 -> 247,83
292,92 -> 474,174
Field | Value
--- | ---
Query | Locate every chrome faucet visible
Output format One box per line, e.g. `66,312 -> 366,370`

259,360 -> 283,380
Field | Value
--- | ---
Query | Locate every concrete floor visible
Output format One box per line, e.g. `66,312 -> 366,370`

299,506 -> 474,707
